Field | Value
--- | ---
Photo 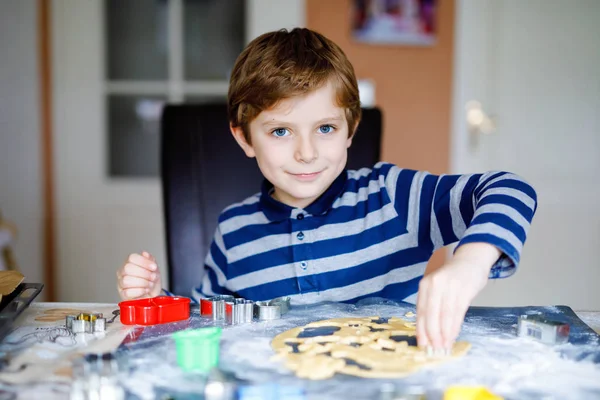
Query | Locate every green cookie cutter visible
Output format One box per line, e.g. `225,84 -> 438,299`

172,327 -> 222,372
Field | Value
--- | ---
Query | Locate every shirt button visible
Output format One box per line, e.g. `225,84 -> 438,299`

297,232 -> 305,240
300,261 -> 307,269
297,213 -> 304,220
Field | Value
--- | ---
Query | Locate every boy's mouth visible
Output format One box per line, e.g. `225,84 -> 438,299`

288,170 -> 324,182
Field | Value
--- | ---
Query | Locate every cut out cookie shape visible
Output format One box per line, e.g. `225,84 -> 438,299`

271,316 -> 470,379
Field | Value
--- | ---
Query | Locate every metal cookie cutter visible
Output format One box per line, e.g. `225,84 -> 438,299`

200,295 -> 234,321
517,314 -> 570,345
225,299 -> 254,325
71,352 -> 124,400
66,313 -> 106,334
379,383 -> 425,400
254,296 -> 291,321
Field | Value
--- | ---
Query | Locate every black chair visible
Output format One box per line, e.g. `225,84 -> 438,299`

160,103 -> 382,296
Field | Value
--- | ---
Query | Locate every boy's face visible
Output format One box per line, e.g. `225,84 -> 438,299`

231,82 -> 353,209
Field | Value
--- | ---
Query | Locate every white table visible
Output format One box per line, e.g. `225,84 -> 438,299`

0,302 -> 599,399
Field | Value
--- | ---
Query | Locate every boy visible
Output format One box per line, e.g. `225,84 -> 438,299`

116,28 -> 537,351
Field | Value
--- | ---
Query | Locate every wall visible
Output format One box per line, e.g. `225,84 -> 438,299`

246,0 -> 306,41
0,0 -> 44,292
306,0 -> 455,268
307,0 -> 454,174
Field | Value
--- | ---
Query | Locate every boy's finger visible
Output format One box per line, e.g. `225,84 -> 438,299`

416,287 -> 429,348
122,263 -> 157,281
425,286 -> 443,350
142,251 -> 156,262
440,291 -> 458,349
127,253 -> 158,272
121,275 -> 155,289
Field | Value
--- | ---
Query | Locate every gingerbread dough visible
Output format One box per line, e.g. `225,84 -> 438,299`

34,308 -> 85,322
271,316 -> 470,379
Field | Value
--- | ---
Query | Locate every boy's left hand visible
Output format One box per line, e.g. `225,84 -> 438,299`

416,243 -> 501,351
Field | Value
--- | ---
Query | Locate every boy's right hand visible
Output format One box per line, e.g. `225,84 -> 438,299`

117,251 -> 162,300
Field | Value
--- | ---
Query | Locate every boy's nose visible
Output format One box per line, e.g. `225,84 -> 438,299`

294,136 -> 318,164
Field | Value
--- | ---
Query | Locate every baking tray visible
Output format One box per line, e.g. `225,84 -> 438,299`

0,283 -> 44,343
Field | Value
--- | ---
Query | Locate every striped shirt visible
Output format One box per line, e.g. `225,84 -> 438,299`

192,162 -> 537,305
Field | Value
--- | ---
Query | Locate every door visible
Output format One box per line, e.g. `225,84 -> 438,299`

452,0 -> 600,309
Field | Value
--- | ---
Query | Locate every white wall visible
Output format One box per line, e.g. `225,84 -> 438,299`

0,0 -> 44,294
246,0 -> 306,41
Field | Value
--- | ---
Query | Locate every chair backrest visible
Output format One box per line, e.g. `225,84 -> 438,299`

161,103 -> 382,296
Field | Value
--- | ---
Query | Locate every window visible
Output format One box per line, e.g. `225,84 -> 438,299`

105,0 -> 244,177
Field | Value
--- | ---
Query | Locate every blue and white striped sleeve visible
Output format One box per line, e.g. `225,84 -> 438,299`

426,171 -> 537,278
383,163 -> 538,279
191,224 -> 235,302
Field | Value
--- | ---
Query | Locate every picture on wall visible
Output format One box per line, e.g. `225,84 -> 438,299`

352,0 -> 437,46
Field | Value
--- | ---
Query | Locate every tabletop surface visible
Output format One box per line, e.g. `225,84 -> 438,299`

0,300 -> 599,400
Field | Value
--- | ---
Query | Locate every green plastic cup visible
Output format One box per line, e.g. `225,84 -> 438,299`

172,327 -> 222,372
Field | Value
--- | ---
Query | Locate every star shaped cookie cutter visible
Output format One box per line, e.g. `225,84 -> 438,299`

65,313 -> 106,334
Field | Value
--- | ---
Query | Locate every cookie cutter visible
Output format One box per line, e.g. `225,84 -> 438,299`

444,386 -> 501,400
254,302 -> 281,321
118,296 -> 191,326
254,296 -> 291,321
200,295 -> 234,321
66,313 -> 106,334
270,296 -> 291,314
201,295 -> 291,322
173,327 -> 222,372
225,298 -> 254,325
71,352 -> 124,400
379,383 -> 425,400
74,352 -> 120,376
204,368 -> 237,400
517,314 -> 570,345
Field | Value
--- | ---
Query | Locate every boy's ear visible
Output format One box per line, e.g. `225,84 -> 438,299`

230,124 -> 256,158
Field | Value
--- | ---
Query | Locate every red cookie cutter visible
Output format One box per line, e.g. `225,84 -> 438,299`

119,296 -> 191,326
200,295 -> 234,318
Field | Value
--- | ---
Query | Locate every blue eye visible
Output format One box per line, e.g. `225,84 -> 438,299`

319,125 -> 334,134
272,128 -> 289,137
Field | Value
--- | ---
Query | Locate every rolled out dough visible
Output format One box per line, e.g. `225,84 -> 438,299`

271,316 -> 470,380
34,308 -> 85,322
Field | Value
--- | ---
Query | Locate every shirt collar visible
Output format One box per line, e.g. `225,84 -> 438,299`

259,170 -> 348,222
